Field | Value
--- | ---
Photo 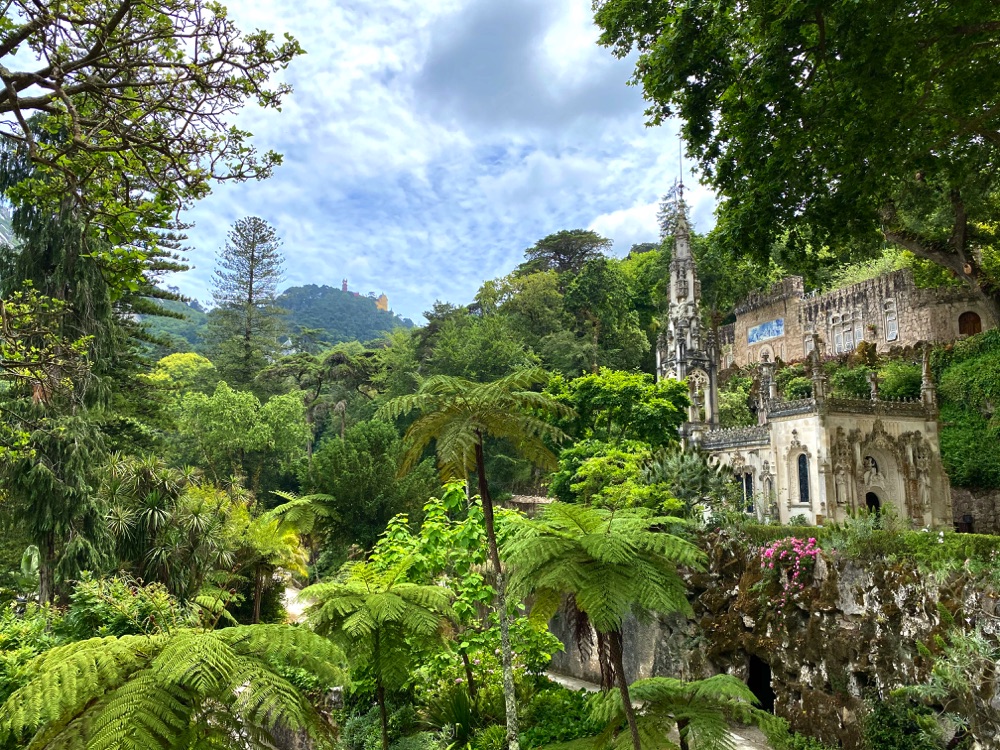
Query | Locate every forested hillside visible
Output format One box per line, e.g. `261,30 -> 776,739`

276,284 -> 414,344
143,283 -> 414,357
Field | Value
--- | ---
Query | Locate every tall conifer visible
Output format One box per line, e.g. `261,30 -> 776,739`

206,216 -> 286,388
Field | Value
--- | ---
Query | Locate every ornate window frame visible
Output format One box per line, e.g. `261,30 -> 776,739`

884,300 -> 899,342
785,431 -> 813,507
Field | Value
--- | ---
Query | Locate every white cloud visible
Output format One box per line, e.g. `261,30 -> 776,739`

167,0 -> 717,319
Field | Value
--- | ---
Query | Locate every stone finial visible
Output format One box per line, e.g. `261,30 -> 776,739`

921,344 -> 937,407
810,334 -> 827,402
867,370 -> 880,402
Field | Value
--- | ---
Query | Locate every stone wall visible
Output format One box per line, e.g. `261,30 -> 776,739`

952,487 -> 1000,534
548,535 -> 999,748
729,270 -> 995,367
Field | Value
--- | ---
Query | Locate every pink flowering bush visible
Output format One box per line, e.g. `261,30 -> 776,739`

760,536 -> 821,609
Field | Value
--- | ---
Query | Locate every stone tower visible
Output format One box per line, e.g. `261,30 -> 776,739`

656,200 -> 719,428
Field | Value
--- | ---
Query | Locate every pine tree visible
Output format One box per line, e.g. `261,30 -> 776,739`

502,502 -> 707,750
206,216 -> 286,388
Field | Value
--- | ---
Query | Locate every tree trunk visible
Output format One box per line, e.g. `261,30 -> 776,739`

38,533 -> 55,606
608,629 -> 641,750
252,568 -> 265,624
375,629 -> 390,750
461,650 -> 478,703
376,679 -> 389,750
475,433 -> 520,750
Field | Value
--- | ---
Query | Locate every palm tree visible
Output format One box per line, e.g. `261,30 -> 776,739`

0,624 -> 344,749
376,367 -> 572,750
589,674 -> 778,750
303,559 -> 455,750
502,502 -> 706,750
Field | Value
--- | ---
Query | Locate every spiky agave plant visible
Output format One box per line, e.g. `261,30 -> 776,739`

0,624 -> 345,749
502,502 -> 706,750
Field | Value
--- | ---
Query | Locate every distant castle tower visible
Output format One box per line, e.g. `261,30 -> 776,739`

656,196 -> 719,429
376,293 -> 389,312
342,279 -> 348,292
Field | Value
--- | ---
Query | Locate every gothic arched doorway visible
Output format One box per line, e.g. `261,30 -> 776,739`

865,492 -> 881,514
747,654 -> 776,713
959,311 -> 982,336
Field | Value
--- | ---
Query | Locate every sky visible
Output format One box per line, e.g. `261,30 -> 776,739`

169,0 -> 716,322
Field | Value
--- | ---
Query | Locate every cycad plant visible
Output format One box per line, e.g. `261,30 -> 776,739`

303,559 -> 455,750
502,502 -> 706,750
0,624 -> 344,749
590,675 -> 778,750
376,367 -> 571,750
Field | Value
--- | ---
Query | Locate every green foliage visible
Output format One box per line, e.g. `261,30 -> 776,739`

474,724 -> 508,750
546,369 -> 688,448
175,381 -> 308,491
303,420 -> 437,552
643,447 -> 742,517
58,575 -> 194,640
593,0 -> 1000,308
519,685 -> 602,747
304,559 -> 455,692
428,313 -> 541,383
933,330 -> 1000,487
718,373 -> 755,428
764,719 -> 839,750
863,695 -> 942,750
0,624 -> 344,750
829,365 -> 874,399
340,704 -> 422,750
783,377 -> 812,400
589,674 -> 779,750
0,603 -> 61,704
378,369 -> 572,485
879,361 -> 922,400
517,230 -> 612,278
504,503 -> 703,635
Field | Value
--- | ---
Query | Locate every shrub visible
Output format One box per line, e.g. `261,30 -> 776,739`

878,360 -> 922,400
472,725 -> 507,750
519,684 -> 602,748
760,537 -> 821,609
763,717 -> 839,750
391,732 -> 445,750
863,695 -> 942,750
829,364 -> 874,398
784,377 -> 812,399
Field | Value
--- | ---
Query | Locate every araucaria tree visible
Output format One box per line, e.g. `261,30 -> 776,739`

377,368 -> 572,750
207,217 -> 286,387
502,502 -> 706,750
594,0 -> 1000,319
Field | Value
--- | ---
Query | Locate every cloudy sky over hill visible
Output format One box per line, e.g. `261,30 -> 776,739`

171,0 -> 716,321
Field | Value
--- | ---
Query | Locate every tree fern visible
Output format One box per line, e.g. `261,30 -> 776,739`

502,502 -> 707,750
303,559 -> 454,750
0,626 -> 345,750
590,675 -> 780,750
376,367 -> 573,750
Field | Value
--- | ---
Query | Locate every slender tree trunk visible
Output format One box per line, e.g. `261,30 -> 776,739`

375,630 -> 390,750
461,650 -> 478,703
252,568 -> 265,624
608,629 -> 641,750
376,680 -> 389,750
475,433 -> 520,750
38,533 -> 55,606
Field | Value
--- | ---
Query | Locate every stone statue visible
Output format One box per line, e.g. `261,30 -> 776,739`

863,456 -> 879,485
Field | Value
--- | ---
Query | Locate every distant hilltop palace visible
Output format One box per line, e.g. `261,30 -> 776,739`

656,206 -> 995,529
342,279 -> 389,312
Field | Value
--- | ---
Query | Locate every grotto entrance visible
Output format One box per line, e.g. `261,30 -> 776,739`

747,654 -> 776,713
865,492 -> 881,514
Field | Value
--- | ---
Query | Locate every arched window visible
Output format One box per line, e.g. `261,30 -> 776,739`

797,454 -> 810,504
884,300 -> 898,342
742,473 -> 755,513
959,311 -> 982,336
